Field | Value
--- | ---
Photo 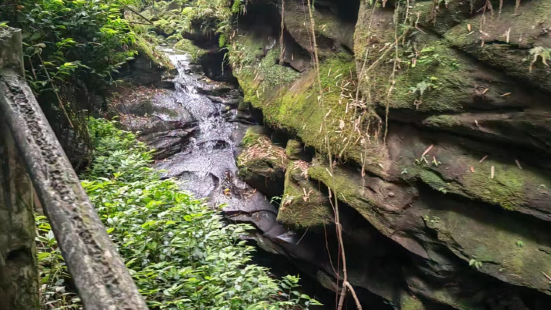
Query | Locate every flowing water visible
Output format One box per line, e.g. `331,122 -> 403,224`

116,50 -> 335,308
130,50 -> 299,252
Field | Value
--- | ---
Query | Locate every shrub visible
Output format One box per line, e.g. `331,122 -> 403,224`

36,118 -> 320,309
1,0 -> 137,91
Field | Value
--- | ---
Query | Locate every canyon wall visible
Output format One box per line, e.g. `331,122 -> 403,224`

229,1 -> 551,309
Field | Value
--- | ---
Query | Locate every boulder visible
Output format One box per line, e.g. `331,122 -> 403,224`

237,129 -> 288,198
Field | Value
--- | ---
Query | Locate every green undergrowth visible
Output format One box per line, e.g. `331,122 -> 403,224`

0,0 -> 141,155
36,118 -> 320,310
137,0 -> 245,46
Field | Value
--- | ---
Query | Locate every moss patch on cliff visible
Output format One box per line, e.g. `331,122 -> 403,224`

443,0 -> 551,92
237,129 -> 288,197
277,161 -> 333,229
235,42 -> 380,162
400,143 -> 551,215
424,199 -> 551,295
391,40 -> 469,113
238,129 -> 288,173
307,160 -> 392,235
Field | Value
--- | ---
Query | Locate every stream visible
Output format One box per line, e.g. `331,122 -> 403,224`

153,50 -> 295,248
115,49 -> 333,308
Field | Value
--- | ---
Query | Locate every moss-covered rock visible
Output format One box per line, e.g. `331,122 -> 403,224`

391,125 -> 551,220
285,139 -> 311,161
133,34 -> 174,70
308,158 -> 418,237
233,33 -> 388,175
277,160 -> 333,229
218,1 -> 551,308
281,0 -> 356,56
237,129 -> 288,197
442,1 -> 551,93
174,39 -> 208,62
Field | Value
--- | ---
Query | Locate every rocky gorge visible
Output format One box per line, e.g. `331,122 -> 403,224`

132,0 -> 551,309
43,0 -> 551,309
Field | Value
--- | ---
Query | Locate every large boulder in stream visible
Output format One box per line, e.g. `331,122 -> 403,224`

205,0 -> 551,309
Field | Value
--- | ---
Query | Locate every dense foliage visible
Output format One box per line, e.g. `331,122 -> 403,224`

0,0 -> 142,157
0,0 -> 136,91
36,118 -> 319,310
135,0 -> 243,48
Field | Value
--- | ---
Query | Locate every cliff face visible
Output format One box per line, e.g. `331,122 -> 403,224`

227,0 -> 551,309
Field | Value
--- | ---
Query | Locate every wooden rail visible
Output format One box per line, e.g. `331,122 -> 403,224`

0,28 -> 148,310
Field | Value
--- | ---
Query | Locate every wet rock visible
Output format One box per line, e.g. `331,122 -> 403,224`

116,90 -> 195,135
141,127 -> 197,160
118,52 -> 175,89
224,110 -> 257,125
196,81 -> 233,96
207,95 -> 241,107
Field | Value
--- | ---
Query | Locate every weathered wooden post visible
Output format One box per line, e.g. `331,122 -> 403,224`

0,28 -> 149,310
0,27 -> 39,310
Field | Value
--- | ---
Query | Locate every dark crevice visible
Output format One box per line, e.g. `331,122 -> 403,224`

6,248 -> 31,264
340,44 -> 355,55
200,48 -> 238,84
311,0 -> 360,25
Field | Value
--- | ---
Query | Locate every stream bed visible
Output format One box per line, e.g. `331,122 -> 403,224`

114,49 -> 335,308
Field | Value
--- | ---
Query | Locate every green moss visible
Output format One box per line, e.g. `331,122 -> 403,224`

235,46 -> 377,167
238,129 -> 287,178
423,114 -> 460,127
285,140 -> 303,160
238,158 -> 277,179
431,289 -> 484,310
400,295 -> 425,310
460,159 -> 526,211
306,160 -> 391,233
404,150 -> 549,213
174,39 -> 207,62
430,201 -> 551,294
417,169 -> 450,191
241,127 -> 263,147
391,40 -> 471,113
277,161 -> 333,229
133,34 -> 174,69
473,245 -> 494,262
443,1 -> 551,92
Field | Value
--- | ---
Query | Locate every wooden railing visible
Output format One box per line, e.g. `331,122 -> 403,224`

0,27 -> 148,310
